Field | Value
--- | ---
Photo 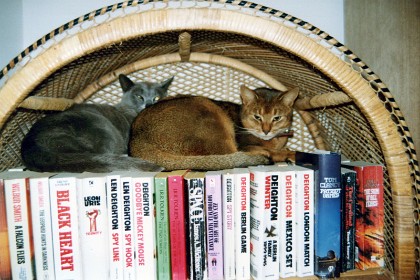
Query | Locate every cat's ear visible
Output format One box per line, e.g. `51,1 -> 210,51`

240,85 -> 257,105
160,77 -> 174,93
280,87 -> 299,107
119,74 -> 135,93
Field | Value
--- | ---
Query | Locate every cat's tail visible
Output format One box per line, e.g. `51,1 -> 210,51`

21,147 -> 163,173
133,148 -> 271,171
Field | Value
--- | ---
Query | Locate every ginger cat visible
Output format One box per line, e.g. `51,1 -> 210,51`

129,85 -> 299,171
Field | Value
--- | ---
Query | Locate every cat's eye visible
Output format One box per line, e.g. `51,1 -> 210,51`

273,116 -> 282,122
137,95 -> 144,101
153,96 -> 160,102
254,115 -> 262,121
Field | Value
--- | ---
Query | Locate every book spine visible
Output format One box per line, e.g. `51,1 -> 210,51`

205,173 -> 224,279
250,170 -> 279,280
295,169 -> 314,277
155,175 -> 171,280
315,154 -> 342,278
187,176 -> 207,280
132,174 -> 157,279
107,174 -> 124,280
0,178 -> 12,279
30,176 -> 55,280
77,175 -> 109,279
168,174 -> 188,280
234,170 -> 250,280
340,170 -> 356,272
222,173 -> 235,280
121,176 -> 136,280
49,176 -> 83,279
279,170 -> 296,278
5,178 -> 34,280
355,165 -> 385,270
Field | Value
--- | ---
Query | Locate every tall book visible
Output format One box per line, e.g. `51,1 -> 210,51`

340,167 -> 357,272
249,166 -> 280,280
2,171 -> 35,280
342,161 -> 385,270
0,172 -> 12,280
106,172 -> 124,280
29,172 -> 56,280
49,173 -> 83,279
185,171 -> 207,280
296,150 -> 342,278
293,165 -> 315,277
277,166 -> 297,278
120,173 -> 136,280
154,172 -> 171,280
233,168 -> 250,280
205,170 -> 224,280
167,170 -> 189,280
76,173 -> 109,279
131,171 -> 159,280
222,170 -> 236,280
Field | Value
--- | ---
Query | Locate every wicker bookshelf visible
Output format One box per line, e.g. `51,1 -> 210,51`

0,1 -> 418,279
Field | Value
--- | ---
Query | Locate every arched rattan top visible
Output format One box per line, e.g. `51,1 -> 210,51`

0,1 -> 418,278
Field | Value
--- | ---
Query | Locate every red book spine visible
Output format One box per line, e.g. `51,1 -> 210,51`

168,171 -> 188,280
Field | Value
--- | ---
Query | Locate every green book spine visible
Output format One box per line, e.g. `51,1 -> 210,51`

155,173 -> 171,280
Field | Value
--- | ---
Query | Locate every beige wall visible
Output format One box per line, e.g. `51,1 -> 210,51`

345,0 -> 420,155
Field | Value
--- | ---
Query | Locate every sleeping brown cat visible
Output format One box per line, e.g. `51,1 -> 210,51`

129,85 -> 299,171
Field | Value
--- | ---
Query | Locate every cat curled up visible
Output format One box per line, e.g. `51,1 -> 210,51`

21,74 -> 173,173
129,85 -> 299,171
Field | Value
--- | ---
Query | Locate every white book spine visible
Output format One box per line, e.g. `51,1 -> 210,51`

222,172 -> 236,280
49,175 -> 83,279
279,170 -> 297,278
77,174 -> 109,279
132,173 -> 157,279
121,175 -> 136,280
250,168 -> 280,280
30,175 -> 55,280
5,177 -> 34,280
107,174 -> 124,280
233,169 -> 250,280
295,168 -> 314,277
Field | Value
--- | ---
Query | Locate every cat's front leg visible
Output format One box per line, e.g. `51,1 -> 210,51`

269,148 -> 296,163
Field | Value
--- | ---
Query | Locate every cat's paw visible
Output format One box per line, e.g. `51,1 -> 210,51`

270,149 -> 296,163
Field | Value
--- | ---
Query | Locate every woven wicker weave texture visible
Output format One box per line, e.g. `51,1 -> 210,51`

0,1 -> 418,279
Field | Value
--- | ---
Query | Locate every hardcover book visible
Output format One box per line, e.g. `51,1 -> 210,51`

49,173 -> 83,279
2,171 -> 35,280
340,167 -> 357,272
342,161 -> 385,270
167,170 -> 189,280
293,165 -> 315,277
29,172 -> 56,280
131,171 -> 159,280
249,166 -> 280,280
277,166 -> 297,278
296,150 -> 342,278
106,172 -> 124,280
154,172 -> 172,280
120,173 -> 136,280
76,173 -> 109,279
185,171 -> 207,280
205,170 -> 224,280
222,170 -> 236,280
233,168 -> 250,280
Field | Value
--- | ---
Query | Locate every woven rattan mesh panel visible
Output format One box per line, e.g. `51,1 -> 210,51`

0,1 -> 418,279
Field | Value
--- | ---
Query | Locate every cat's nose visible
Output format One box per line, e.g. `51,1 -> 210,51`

145,101 -> 153,108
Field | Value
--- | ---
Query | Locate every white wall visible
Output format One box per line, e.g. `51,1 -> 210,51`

0,0 -> 344,69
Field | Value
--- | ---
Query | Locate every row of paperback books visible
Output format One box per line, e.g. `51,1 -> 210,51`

0,150 -> 385,280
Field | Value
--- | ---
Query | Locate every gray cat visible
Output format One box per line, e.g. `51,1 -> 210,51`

21,74 -> 173,173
